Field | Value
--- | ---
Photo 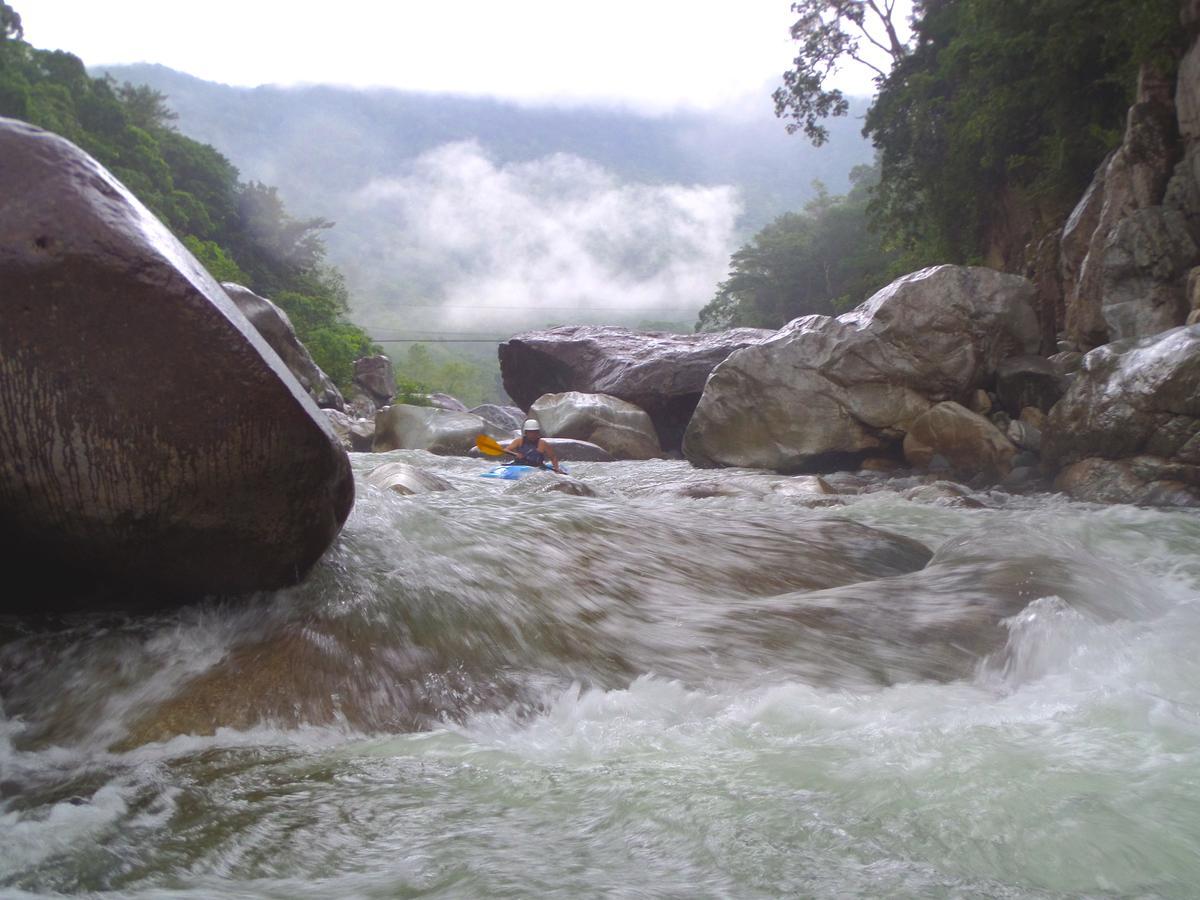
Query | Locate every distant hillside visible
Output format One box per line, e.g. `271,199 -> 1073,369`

100,64 -> 875,337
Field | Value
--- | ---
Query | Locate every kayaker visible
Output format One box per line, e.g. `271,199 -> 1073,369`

506,418 -> 563,473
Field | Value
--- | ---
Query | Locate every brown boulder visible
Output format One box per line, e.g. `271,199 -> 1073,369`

0,118 -> 354,608
903,402 -> 1018,479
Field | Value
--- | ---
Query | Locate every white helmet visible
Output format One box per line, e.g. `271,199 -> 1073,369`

523,418 -> 541,432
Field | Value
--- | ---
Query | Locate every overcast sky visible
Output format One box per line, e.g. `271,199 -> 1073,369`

18,0 -> 897,111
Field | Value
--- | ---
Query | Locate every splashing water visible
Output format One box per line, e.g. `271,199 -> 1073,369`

2,453 -> 1199,897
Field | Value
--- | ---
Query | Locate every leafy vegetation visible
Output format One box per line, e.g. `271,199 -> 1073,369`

696,165 -> 899,330
778,0 -> 1183,270
0,2 -> 377,392
392,343 -> 496,409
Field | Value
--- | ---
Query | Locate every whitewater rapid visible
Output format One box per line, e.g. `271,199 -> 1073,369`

2,452 -> 1199,897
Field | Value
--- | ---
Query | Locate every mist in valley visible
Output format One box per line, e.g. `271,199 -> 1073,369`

99,64 -> 874,402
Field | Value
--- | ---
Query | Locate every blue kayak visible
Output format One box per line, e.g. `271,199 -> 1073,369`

479,464 -> 568,480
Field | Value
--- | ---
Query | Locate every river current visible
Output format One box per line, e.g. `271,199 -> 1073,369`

2,451 -> 1200,898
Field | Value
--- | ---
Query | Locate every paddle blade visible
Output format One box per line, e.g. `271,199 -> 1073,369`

475,434 -> 509,457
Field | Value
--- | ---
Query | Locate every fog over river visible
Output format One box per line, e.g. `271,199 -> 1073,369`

3,453 -> 1200,898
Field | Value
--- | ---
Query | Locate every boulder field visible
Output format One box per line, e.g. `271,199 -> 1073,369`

0,118 -> 354,610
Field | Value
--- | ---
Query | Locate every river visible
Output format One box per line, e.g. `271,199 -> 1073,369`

2,451 -> 1200,898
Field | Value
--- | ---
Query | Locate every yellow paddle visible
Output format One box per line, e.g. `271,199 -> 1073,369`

475,434 -> 519,458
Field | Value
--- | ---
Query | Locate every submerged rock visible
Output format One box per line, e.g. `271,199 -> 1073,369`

364,462 -> 455,495
499,325 -> 771,451
0,118 -> 354,609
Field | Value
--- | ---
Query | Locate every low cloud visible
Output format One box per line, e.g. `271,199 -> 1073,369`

347,141 -> 741,333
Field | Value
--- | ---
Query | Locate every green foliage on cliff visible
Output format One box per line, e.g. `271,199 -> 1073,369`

864,0 -> 1183,266
0,7 -> 377,392
777,0 -> 1183,269
696,165 -> 899,330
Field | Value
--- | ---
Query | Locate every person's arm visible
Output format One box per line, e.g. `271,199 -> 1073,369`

505,436 -> 524,452
540,439 -> 562,473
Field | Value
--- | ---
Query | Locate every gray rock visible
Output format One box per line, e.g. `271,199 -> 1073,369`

427,392 -> 468,412
469,403 -> 524,433
1047,351 -> 1083,375
1067,88 -> 1183,347
222,283 -> 345,411
1006,419 -> 1043,453
323,408 -> 375,452
1043,324 -> 1200,474
0,119 -> 354,609
994,355 -> 1068,416
1054,457 -> 1200,507
373,405 -> 499,455
1099,207 -> 1194,340
499,325 -> 772,451
684,266 -> 1039,473
530,391 -> 662,460
353,355 -> 396,407
542,438 -> 614,462
346,390 -> 377,420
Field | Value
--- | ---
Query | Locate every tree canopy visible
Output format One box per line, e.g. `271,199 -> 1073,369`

778,0 -> 1183,269
696,165 -> 899,330
0,5 -> 378,392
773,0 -> 910,145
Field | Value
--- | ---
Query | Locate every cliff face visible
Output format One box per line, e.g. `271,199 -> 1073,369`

1029,10 -> 1200,352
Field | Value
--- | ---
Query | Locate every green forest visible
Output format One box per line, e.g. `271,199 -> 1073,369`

0,2 -> 384,393
699,0 -> 1182,331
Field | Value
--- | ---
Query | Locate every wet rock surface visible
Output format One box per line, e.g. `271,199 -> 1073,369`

0,118 -> 354,609
530,391 -> 663,460
684,266 -> 1039,474
499,325 -> 771,451
1043,325 -> 1200,475
373,405 -> 501,455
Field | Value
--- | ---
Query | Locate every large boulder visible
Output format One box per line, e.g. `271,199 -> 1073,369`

374,405 -> 504,455
221,282 -> 345,411
353,355 -> 396,407
0,118 -> 354,609
902,402 -> 1018,480
498,325 -> 772,451
469,403 -> 525,433
530,391 -> 662,460
684,266 -> 1040,473
1042,324 -> 1200,501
